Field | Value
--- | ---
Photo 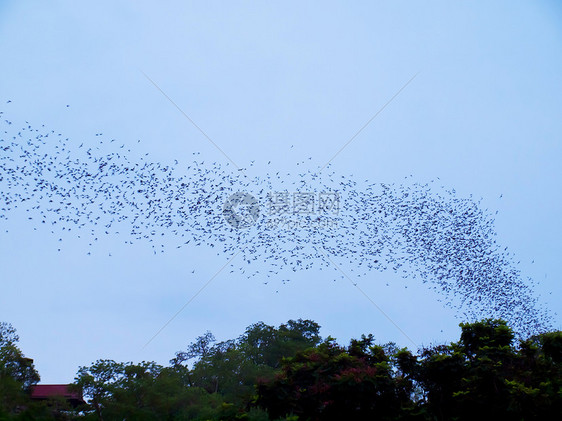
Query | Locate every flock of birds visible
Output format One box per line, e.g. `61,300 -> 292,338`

0,102 -> 553,337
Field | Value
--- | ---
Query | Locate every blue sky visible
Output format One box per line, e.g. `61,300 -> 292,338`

1,0 -> 561,383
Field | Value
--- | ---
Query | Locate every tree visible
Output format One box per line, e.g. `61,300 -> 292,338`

415,319 -> 562,420
171,331 -> 217,367
0,322 -> 41,419
257,337 -> 414,420
74,359 -> 230,420
74,359 -> 125,420
172,319 -> 323,409
0,322 -> 19,347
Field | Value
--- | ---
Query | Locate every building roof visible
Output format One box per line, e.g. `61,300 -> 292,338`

30,384 -> 84,405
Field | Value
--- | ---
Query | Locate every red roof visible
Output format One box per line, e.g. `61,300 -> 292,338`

30,384 -> 83,402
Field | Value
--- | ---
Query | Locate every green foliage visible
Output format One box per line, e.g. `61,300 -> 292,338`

0,323 -> 42,419
74,359 -> 230,420
414,319 -> 562,420
2,318 -> 561,420
256,337 -> 416,420
0,322 -> 19,347
174,319 -> 322,406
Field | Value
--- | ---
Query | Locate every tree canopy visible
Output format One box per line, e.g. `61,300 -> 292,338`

1,318 -> 560,420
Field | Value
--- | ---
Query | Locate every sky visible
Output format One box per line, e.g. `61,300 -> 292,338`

0,0 -> 561,383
